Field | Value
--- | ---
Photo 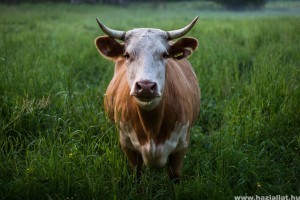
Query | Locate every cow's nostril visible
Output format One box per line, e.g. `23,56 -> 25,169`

136,82 -> 142,90
134,80 -> 159,98
150,83 -> 157,92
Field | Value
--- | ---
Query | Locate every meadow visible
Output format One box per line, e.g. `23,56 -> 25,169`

0,2 -> 300,199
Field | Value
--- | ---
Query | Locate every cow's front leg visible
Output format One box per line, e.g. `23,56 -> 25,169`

121,145 -> 143,180
166,148 -> 187,183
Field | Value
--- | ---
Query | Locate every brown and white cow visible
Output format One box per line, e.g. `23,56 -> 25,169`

95,17 -> 200,182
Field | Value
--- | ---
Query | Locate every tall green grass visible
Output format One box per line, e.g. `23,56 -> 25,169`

0,3 -> 299,200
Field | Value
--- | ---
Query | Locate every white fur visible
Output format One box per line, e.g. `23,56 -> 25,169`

124,29 -> 169,110
119,121 -> 189,168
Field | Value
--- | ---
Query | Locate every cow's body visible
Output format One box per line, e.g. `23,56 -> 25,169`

105,58 -> 200,168
95,17 -> 200,181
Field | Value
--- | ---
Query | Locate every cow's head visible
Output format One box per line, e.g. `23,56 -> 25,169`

95,17 -> 198,111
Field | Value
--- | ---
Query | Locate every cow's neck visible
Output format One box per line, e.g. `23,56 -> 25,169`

127,95 -> 172,145
136,99 -> 165,139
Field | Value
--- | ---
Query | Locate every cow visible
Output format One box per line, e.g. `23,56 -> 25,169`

94,17 -> 200,182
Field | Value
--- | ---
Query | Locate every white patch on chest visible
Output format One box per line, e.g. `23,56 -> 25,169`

119,121 -> 189,168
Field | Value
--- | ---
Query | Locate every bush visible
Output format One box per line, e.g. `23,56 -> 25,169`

212,0 -> 266,10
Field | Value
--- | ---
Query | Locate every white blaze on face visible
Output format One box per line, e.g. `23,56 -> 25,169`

124,28 -> 169,109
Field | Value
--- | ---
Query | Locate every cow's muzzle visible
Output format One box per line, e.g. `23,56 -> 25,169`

131,80 -> 160,100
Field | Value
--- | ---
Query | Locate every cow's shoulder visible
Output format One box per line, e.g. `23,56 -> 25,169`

104,59 -> 131,122
164,59 -> 200,125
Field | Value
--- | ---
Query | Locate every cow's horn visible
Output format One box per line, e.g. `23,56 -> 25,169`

166,16 -> 199,40
96,18 -> 126,40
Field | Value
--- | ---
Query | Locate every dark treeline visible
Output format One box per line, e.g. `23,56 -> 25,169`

0,0 -> 298,3
0,0 -> 197,3
0,0 -> 298,9
0,0 -> 267,3
213,0 -> 266,9
0,0 -> 197,7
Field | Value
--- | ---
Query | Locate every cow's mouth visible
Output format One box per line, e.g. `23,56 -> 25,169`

134,96 -> 161,111
136,96 -> 157,102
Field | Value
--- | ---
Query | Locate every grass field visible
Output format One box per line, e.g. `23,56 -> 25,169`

0,2 -> 300,200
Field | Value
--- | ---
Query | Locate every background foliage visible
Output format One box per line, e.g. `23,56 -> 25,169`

211,0 -> 266,9
0,1 -> 300,199
1,0 -> 300,9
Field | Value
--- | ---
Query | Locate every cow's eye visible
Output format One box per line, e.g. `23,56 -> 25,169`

162,52 -> 169,59
123,52 -> 130,60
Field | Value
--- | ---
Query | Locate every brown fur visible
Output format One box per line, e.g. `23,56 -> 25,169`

98,35 -> 201,181
104,57 -> 200,146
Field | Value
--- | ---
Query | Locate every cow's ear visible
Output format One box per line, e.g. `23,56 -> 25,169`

169,37 -> 198,60
95,36 -> 124,61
